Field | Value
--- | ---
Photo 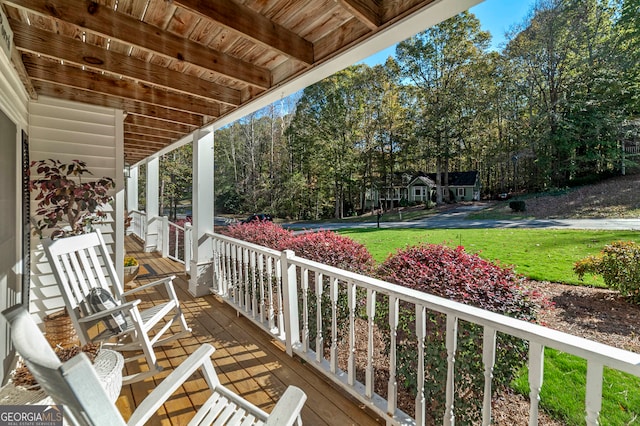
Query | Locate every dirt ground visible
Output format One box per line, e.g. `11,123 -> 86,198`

507,171 -> 640,219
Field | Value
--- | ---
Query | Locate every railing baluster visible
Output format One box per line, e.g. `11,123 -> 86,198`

315,271 -> 323,363
585,361 -> 603,426
482,326 -> 497,426
223,241 -> 231,296
528,342 -> 545,426
267,255 -> 275,331
330,276 -> 338,374
302,267 -> 309,352
276,254 -> 284,337
230,243 -> 238,302
250,250 -> 257,318
444,315 -> 458,426
243,247 -> 250,311
365,289 -> 376,399
415,304 -> 426,426
173,225 -> 178,259
347,280 -> 356,386
387,295 -> 399,416
258,253 -> 265,323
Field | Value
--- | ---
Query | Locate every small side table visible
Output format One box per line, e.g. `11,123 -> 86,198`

0,349 -> 124,405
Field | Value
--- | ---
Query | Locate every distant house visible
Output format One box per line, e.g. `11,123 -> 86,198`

425,171 -> 481,201
407,175 -> 436,203
365,170 -> 481,209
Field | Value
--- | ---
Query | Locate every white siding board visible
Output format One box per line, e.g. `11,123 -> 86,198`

30,127 -> 115,147
30,97 -> 117,120
30,134 -> 115,156
30,116 -> 115,137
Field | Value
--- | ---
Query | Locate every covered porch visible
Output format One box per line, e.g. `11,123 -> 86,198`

1,0 -> 640,425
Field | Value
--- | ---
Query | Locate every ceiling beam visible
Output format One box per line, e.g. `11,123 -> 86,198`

336,0 -> 381,30
125,115 -> 196,134
23,54 -> 222,117
125,133 -> 175,145
11,19 -> 242,106
124,124 -> 183,139
5,0 -> 271,89
174,0 -> 314,65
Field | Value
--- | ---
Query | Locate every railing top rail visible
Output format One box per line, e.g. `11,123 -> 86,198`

129,209 -> 145,216
167,220 -> 186,232
208,232 -> 282,257
208,232 -> 640,376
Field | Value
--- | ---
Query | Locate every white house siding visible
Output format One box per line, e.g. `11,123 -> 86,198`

28,96 -> 124,323
0,42 -> 29,383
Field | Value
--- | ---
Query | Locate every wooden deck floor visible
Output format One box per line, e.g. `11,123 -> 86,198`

120,236 -> 382,425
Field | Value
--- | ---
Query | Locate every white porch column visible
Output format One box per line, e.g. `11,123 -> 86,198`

144,157 -> 160,252
189,130 -> 214,297
114,109 -> 125,284
126,165 -> 139,212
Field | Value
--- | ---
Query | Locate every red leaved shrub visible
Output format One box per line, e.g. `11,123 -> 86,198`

378,244 -> 537,319
222,221 -> 294,250
286,230 -> 376,275
376,244 -> 539,424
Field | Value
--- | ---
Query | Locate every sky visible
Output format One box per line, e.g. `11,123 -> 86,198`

360,0 -> 537,66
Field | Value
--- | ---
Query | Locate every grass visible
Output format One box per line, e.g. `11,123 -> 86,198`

339,228 -> 639,286
512,348 -> 640,425
337,228 -> 640,424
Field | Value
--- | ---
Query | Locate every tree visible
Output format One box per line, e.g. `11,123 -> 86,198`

396,11 -> 491,203
288,66 -> 366,218
160,144 -> 192,220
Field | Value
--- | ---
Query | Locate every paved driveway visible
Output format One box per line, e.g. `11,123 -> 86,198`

284,204 -> 640,231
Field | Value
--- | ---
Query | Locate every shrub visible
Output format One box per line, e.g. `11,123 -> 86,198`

574,240 -> 640,303
509,200 -> 526,212
287,230 -> 376,275
222,221 -> 293,250
377,244 -> 539,424
286,231 -> 376,351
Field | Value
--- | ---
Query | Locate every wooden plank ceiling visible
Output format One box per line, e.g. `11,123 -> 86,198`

2,0 -> 435,163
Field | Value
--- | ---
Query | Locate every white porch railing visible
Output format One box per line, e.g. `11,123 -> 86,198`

208,232 -> 640,426
128,210 -> 147,240
128,211 -> 191,273
160,217 -> 192,273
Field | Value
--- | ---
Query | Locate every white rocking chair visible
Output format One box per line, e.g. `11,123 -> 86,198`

43,229 -> 192,384
2,306 -> 307,426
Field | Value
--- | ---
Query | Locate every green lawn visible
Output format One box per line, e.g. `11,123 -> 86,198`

512,349 -> 640,425
339,228 -> 639,286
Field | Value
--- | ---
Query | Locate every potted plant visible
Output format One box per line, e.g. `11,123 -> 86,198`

123,256 -> 139,283
29,159 -> 115,238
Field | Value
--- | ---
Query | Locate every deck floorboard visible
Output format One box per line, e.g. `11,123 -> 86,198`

119,236 -> 382,425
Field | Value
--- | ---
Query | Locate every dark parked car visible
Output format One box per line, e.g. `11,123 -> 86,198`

242,213 -> 273,224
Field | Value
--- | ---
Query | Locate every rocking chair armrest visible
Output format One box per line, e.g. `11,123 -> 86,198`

127,344 -> 216,426
122,275 -> 177,296
77,300 -> 141,324
265,386 -> 307,426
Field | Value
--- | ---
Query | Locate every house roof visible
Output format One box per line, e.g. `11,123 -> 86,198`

1,0 -> 480,163
408,175 -> 436,187
426,171 -> 479,186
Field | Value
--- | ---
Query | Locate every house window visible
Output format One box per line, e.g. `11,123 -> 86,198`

415,188 -> 421,197
457,188 -> 465,197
